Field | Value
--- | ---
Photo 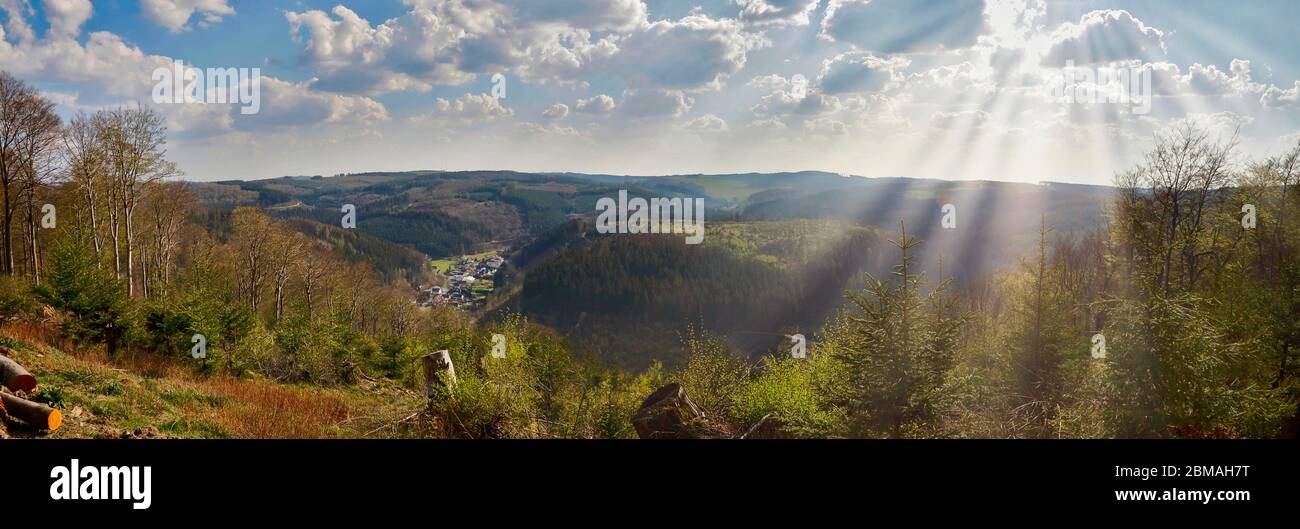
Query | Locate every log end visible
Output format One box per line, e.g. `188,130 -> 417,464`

7,374 -> 36,393
47,409 -> 62,431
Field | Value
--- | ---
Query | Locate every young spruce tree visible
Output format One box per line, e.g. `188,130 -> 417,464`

834,222 -> 963,438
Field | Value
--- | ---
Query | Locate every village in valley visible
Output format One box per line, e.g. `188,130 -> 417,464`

417,252 -> 506,311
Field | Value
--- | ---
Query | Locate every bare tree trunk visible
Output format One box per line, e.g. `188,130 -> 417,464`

125,199 -> 135,297
109,194 -> 121,277
85,183 -> 102,257
2,183 -> 11,276
141,250 -> 150,299
276,286 -> 284,323
25,196 -> 38,283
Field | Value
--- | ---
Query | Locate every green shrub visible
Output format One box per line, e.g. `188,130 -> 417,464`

673,327 -> 749,426
732,354 -> 847,438
0,275 -> 36,319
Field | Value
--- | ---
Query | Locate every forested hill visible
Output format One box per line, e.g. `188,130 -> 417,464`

185,170 -> 1119,369
188,170 -> 713,258
492,220 -> 882,370
189,170 -> 1113,268
190,208 -> 434,286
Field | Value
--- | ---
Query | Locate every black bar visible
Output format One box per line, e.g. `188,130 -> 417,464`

3,440 -> 1291,520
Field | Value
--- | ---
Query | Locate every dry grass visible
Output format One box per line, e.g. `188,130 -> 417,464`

195,377 -> 350,438
2,320 -> 76,355
0,320 -> 409,439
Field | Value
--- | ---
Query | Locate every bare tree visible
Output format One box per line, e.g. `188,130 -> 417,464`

231,207 -> 274,312
16,100 -> 62,282
100,105 -> 179,296
1116,123 -> 1238,293
0,72 -> 60,277
300,243 -> 333,321
269,229 -> 305,323
140,181 -> 193,298
61,111 -> 108,259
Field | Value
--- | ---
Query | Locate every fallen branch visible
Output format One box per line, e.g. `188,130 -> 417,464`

740,413 -> 776,439
363,410 -> 421,438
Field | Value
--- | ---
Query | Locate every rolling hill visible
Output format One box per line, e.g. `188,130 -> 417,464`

188,170 -> 1117,368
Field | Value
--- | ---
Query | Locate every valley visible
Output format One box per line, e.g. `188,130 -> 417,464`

189,170 -> 1114,370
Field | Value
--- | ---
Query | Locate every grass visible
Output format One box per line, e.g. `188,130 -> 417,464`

0,321 -> 424,439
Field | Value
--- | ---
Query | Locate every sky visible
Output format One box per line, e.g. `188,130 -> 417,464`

3,0 -> 1300,184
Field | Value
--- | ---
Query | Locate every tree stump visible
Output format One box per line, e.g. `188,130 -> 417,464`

632,383 -> 715,439
422,350 -> 456,399
0,352 -> 36,393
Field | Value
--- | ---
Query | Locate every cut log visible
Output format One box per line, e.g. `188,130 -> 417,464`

0,353 -> 36,393
422,350 -> 456,399
0,392 -> 61,431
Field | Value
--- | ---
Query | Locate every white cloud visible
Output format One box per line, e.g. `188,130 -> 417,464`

615,14 -> 762,92
983,0 -> 1044,48
1,30 -> 173,97
410,93 -> 513,125
1042,10 -> 1166,66
930,109 -> 990,129
141,0 -> 235,33
736,0 -> 821,27
0,5 -> 385,138
821,0 -> 987,53
681,113 -> 729,132
904,61 -> 995,98
42,0 -> 92,38
239,77 -> 389,131
575,94 -> 616,115
286,1 -> 637,94
752,89 -> 842,118
804,116 -> 849,135
1144,60 -> 1263,97
619,89 -> 694,118
284,3 -> 767,100
1262,81 -> 1300,110
542,102 -> 570,120
495,0 -> 646,32
747,74 -> 792,93
515,121 -> 581,137
817,52 -> 908,94
0,0 -> 35,43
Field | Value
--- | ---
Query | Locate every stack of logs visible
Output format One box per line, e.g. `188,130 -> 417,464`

0,351 -> 62,432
